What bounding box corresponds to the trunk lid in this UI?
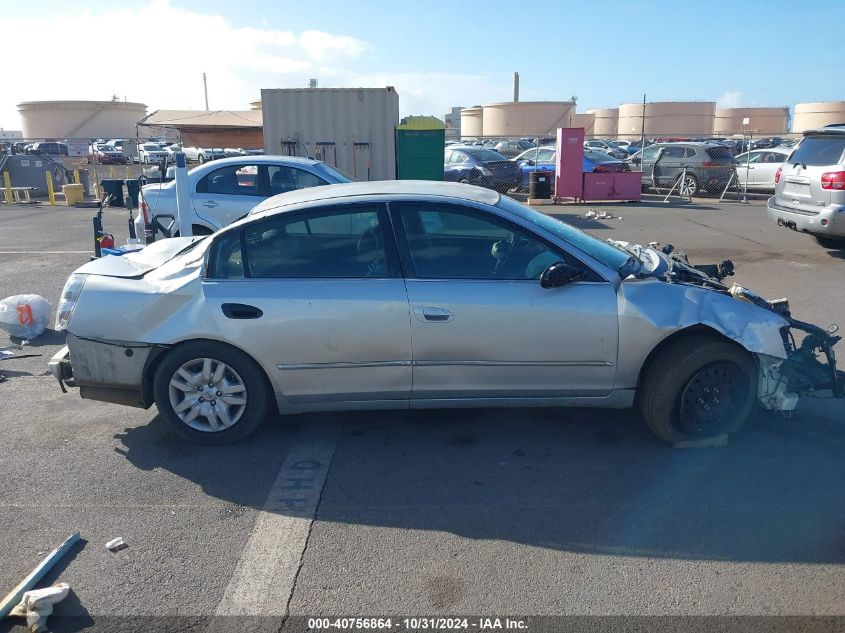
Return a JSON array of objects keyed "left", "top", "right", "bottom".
[{"left": 75, "top": 237, "right": 205, "bottom": 278}]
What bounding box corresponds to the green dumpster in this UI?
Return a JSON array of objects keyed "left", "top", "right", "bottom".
[
  {"left": 125, "top": 179, "right": 140, "bottom": 210},
  {"left": 396, "top": 115, "right": 445, "bottom": 181},
  {"left": 100, "top": 178, "right": 125, "bottom": 207}
]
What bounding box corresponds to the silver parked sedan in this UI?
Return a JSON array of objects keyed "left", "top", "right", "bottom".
[{"left": 49, "top": 181, "right": 843, "bottom": 446}]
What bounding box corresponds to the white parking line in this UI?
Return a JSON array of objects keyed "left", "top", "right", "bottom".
[{"left": 212, "top": 420, "right": 340, "bottom": 618}]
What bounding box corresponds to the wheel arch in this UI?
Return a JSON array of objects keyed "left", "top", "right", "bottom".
[
  {"left": 635, "top": 324, "right": 755, "bottom": 390},
  {"left": 141, "top": 337, "right": 278, "bottom": 414}
]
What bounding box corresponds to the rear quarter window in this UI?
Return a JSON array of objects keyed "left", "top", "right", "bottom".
[
  {"left": 789, "top": 136, "right": 845, "bottom": 166},
  {"left": 705, "top": 146, "right": 735, "bottom": 162}
]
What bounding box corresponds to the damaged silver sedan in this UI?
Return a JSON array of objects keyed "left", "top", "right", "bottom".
[{"left": 48, "top": 181, "right": 843, "bottom": 446}]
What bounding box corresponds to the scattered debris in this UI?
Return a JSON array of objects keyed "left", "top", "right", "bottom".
[
  {"left": 105, "top": 537, "right": 127, "bottom": 552},
  {"left": 585, "top": 209, "right": 619, "bottom": 220},
  {"left": 0, "top": 532, "right": 80, "bottom": 622},
  {"left": 8, "top": 583, "right": 70, "bottom": 633}
]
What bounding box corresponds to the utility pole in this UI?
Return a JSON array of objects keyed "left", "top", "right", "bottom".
[{"left": 203, "top": 73, "right": 209, "bottom": 111}]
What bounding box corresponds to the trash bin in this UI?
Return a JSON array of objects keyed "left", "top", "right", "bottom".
[
  {"left": 395, "top": 115, "right": 446, "bottom": 181},
  {"left": 62, "top": 183, "right": 84, "bottom": 206},
  {"left": 529, "top": 171, "right": 551, "bottom": 199},
  {"left": 100, "top": 178, "right": 125, "bottom": 207},
  {"left": 76, "top": 169, "right": 90, "bottom": 197},
  {"left": 125, "top": 179, "right": 140, "bottom": 210}
]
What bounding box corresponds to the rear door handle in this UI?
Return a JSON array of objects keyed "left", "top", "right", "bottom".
[
  {"left": 222, "top": 303, "right": 263, "bottom": 319},
  {"left": 202, "top": 200, "right": 219, "bottom": 208},
  {"left": 413, "top": 306, "right": 454, "bottom": 322}
]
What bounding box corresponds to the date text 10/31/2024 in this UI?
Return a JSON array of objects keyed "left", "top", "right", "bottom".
[{"left": 307, "top": 617, "right": 529, "bottom": 630}]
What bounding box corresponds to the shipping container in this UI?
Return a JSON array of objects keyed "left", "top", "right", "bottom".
[{"left": 260, "top": 88, "right": 400, "bottom": 181}]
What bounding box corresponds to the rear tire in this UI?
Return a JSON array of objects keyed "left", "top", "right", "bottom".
[
  {"left": 153, "top": 341, "right": 269, "bottom": 444},
  {"left": 814, "top": 235, "right": 845, "bottom": 249},
  {"left": 639, "top": 334, "right": 756, "bottom": 445},
  {"left": 677, "top": 173, "right": 699, "bottom": 197}
]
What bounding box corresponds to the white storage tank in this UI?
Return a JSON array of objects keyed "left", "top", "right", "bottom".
[
  {"left": 792, "top": 102, "right": 845, "bottom": 132},
  {"left": 460, "top": 107, "right": 484, "bottom": 138},
  {"left": 617, "top": 101, "right": 715, "bottom": 139},
  {"left": 714, "top": 107, "right": 788, "bottom": 134},
  {"left": 17, "top": 100, "right": 147, "bottom": 139},
  {"left": 260, "top": 87, "right": 400, "bottom": 181},
  {"left": 587, "top": 108, "right": 619, "bottom": 138},
  {"left": 481, "top": 101, "right": 575, "bottom": 137}
]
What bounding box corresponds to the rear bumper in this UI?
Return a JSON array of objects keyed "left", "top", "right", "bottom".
[
  {"left": 48, "top": 335, "right": 156, "bottom": 408},
  {"left": 767, "top": 197, "right": 845, "bottom": 237}
]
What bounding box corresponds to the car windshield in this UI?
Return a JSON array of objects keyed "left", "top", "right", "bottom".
[
  {"left": 312, "top": 162, "right": 355, "bottom": 183},
  {"left": 497, "top": 196, "right": 634, "bottom": 273},
  {"left": 464, "top": 148, "right": 507, "bottom": 161},
  {"left": 788, "top": 135, "right": 845, "bottom": 166}
]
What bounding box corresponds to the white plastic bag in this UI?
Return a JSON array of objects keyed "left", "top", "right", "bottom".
[{"left": 0, "top": 294, "right": 52, "bottom": 340}]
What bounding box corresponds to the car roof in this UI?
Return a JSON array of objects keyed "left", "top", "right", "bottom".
[
  {"left": 249, "top": 180, "right": 501, "bottom": 217},
  {"left": 804, "top": 125, "right": 845, "bottom": 136}
]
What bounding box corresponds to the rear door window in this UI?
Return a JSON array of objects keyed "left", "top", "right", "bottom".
[
  {"left": 705, "top": 146, "right": 735, "bottom": 162},
  {"left": 788, "top": 136, "right": 845, "bottom": 166}
]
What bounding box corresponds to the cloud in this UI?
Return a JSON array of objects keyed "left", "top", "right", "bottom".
[
  {"left": 0, "top": 0, "right": 370, "bottom": 128},
  {"left": 716, "top": 91, "right": 743, "bottom": 109}
]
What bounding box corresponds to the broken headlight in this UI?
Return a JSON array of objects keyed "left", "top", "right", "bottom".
[{"left": 55, "top": 274, "right": 86, "bottom": 331}]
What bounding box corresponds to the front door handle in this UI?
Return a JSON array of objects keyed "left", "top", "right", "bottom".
[
  {"left": 222, "top": 303, "right": 263, "bottom": 319},
  {"left": 413, "top": 306, "right": 454, "bottom": 322},
  {"left": 202, "top": 200, "right": 219, "bottom": 208}
]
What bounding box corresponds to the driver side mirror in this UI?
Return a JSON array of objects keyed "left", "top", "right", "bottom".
[
  {"left": 526, "top": 159, "right": 536, "bottom": 166},
  {"left": 540, "top": 262, "right": 585, "bottom": 288},
  {"left": 631, "top": 156, "right": 641, "bottom": 164}
]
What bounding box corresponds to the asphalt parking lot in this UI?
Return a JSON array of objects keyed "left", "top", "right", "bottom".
[{"left": 0, "top": 196, "right": 843, "bottom": 632}]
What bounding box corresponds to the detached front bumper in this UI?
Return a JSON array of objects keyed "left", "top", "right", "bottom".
[{"left": 47, "top": 334, "right": 157, "bottom": 409}]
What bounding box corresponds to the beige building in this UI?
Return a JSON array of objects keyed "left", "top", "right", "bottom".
[
  {"left": 617, "top": 101, "right": 715, "bottom": 139},
  {"left": 460, "top": 107, "right": 483, "bottom": 138},
  {"left": 792, "top": 102, "right": 845, "bottom": 133},
  {"left": 588, "top": 108, "right": 619, "bottom": 137},
  {"left": 714, "top": 107, "right": 788, "bottom": 135},
  {"left": 569, "top": 112, "right": 595, "bottom": 135},
  {"left": 17, "top": 100, "right": 147, "bottom": 139},
  {"left": 481, "top": 101, "right": 575, "bottom": 137}
]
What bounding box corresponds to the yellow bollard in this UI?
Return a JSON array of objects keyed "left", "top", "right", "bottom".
[
  {"left": 109, "top": 166, "right": 115, "bottom": 179},
  {"left": 73, "top": 169, "right": 80, "bottom": 184},
  {"left": 3, "top": 171, "right": 12, "bottom": 204},
  {"left": 45, "top": 171, "right": 56, "bottom": 206}
]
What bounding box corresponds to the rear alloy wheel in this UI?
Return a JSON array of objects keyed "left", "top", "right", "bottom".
[
  {"left": 198, "top": 154, "right": 206, "bottom": 164},
  {"left": 153, "top": 341, "right": 269, "bottom": 444},
  {"left": 639, "top": 335, "right": 756, "bottom": 445},
  {"left": 814, "top": 235, "right": 845, "bottom": 250},
  {"left": 677, "top": 173, "right": 699, "bottom": 197}
]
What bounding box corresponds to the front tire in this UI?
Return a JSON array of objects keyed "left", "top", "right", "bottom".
[
  {"left": 639, "top": 335, "right": 756, "bottom": 445},
  {"left": 153, "top": 341, "right": 269, "bottom": 444},
  {"left": 677, "top": 173, "right": 699, "bottom": 197}
]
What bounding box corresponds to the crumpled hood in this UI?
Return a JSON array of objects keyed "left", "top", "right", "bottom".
[{"left": 75, "top": 237, "right": 204, "bottom": 278}]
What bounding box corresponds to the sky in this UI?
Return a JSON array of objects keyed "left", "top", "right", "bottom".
[{"left": 0, "top": 0, "right": 839, "bottom": 130}]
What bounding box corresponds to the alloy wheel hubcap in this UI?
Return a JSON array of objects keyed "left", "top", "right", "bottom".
[{"left": 168, "top": 357, "right": 247, "bottom": 432}]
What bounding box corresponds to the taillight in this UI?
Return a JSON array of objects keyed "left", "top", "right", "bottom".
[
  {"left": 775, "top": 166, "right": 782, "bottom": 184},
  {"left": 821, "top": 171, "right": 845, "bottom": 190},
  {"left": 594, "top": 164, "right": 610, "bottom": 172},
  {"left": 140, "top": 199, "right": 149, "bottom": 223}
]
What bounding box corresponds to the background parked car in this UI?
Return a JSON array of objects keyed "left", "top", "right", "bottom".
[
  {"left": 584, "top": 139, "right": 628, "bottom": 159},
  {"left": 443, "top": 146, "right": 521, "bottom": 193},
  {"left": 136, "top": 155, "right": 354, "bottom": 239},
  {"left": 492, "top": 139, "right": 535, "bottom": 158},
  {"left": 629, "top": 142, "right": 735, "bottom": 196},
  {"left": 733, "top": 147, "right": 791, "bottom": 191},
  {"left": 138, "top": 142, "right": 170, "bottom": 165},
  {"left": 87, "top": 143, "right": 128, "bottom": 165},
  {"left": 183, "top": 146, "right": 227, "bottom": 163},
  {"left": 26, "top": 141, "right": 68, "bottom": 156},
  {"left": 767, "top": 125, "right": 845, "bottom": 248}
]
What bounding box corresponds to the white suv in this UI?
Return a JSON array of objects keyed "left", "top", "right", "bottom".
[
  {"left": 767, "top": 126, "right": 845, "bottom": 248},
  {"left": 136, "top": 156, "right": 352, "bottom": 240}
]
